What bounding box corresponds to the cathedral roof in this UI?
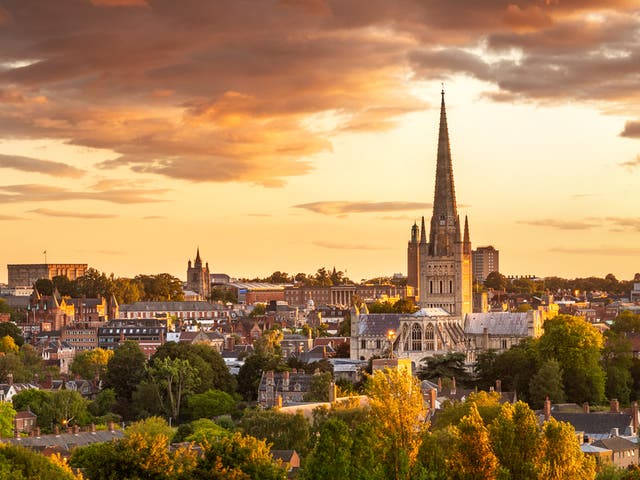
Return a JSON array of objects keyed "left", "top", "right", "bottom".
[
  {"left": 413, "top": 307, "right": 452, "bottom": 317},
  {"left": 432, "top": 89, "right": 458, "bottom": 224},
  {"left": 464, "top": 312, "right": 532, "bottom": 336}
]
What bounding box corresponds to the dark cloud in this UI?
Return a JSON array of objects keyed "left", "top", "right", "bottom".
[
  {"left": 312, "top": 240, "right": 389, "bottom": 250},
  {"left": 518, "top": 219, "right": 598, "bottom": 230},
  {"left": 29, "top": 208, "right": 116, "bottom": 219},
  {"left": 0, "top": 0, "right": 638, "bottom": 188},
  {"left": 621, "top": 121, "right": 640, "bottom": 138},
  {"left": 0, "top": 184, "right": 163, "bottom": 204},
  {"left": 0, "top": 153, "right": 85, "bottom": 178},
  {"left": 295, "top": 201, "right": 431, "bottom": 215}
]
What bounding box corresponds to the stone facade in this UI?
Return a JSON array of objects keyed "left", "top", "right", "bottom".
[
  {"left": 408, "top": 91, "right": 472, "bottom": 316},
  {"left": 7, "top": 263, "right": 88, "bottom": 288},
  {"left": 186, "top": 248, "right": 210, "bottom": 300}
]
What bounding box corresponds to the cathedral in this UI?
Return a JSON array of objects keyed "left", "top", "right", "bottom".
[
  {"left": 408, "top": 90, "right": 473, "bottom": 316},
  {"left": 186, "top": 248, "right": 211, "bottom": 301}
]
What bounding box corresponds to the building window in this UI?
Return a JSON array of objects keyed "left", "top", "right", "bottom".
[
  {"left": 439, "top": 281, "right": 443, "bottom": 293},
  {"left": 411, "top": 323, "right": 422, "bottom": 351},
  {"left": 501, "top": 339, "right": 508, "bottom": 350},
  {"left": 376, "top": 339, "right": 381, "bottom": 349},
  {"left": 360, "top": 339, "right": 366, "bottom": 350},
  {"left": 425, "top": 323, "right": 435, "bottom": 350},
  {"left": 449, "top": 280, "right": 453, "bottom": 293},
  {"left": 430, "top": 281, "right": 433, "bottom": 294}
]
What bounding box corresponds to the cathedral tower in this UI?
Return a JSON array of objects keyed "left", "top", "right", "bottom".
[
  {"left": 414, "top": 90, "right": 472, "bottom": 315},
  {"left": 187, "top": 248, "right": 211, "bottom": 301}
]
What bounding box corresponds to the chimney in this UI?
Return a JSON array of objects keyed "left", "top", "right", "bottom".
[
  {"left": 633, "top": 401, "right": 638, "bottom": 434},
  {"left": 583, "top": 402, "right": 590, "bottom": 413},
  {"left": 495, "top": 379, "right": 502, "bottom": 393},
  {"left": 54, "top": 425, "right": 60, "bottom": 435},
  {"left": 483, "top": 327, "right": 489, "bottom": 349},
  {"left": 611, "top": 427, "right": 620, "bottom": 437},
  {"left": 283, "top": 371, "right": 290, "bottom": 389},
  {"left": 429, "top": 388, "right": 437, "bottom": 411},
  {"left": 451, "top": 377, "right": 457, "bottom": 395},
  {"left": 276, "top": 395, "right": 282, "bottom": 409},
  {"left": 35, "top": 427, "right": 41, "bottom": 438},
  {"left": 544, "top": 397, "right": 551, "bottom": 421},
  {"left": 13, "top": 419, "right": 19, "bottom": 439},
  {"left": 437, "top": 377, "right": 442, "bottom": 391},
  {"left": 108, "top": 421, "right": 114, "bottom": 432},
  {"left": 329, "top": 381, "right": 337, "bottom": 403},
  {"left": 73, "top": 424, "right": 79, "bottom": 435},
  {"left": 6, "top": 373, "right": 13, "bottom": 386},
  {"left": 91, "top": 423, "right": 96, "bottom": 434},
  {"left": 610, "top": 398, "right": 620, "bottom": 413}
]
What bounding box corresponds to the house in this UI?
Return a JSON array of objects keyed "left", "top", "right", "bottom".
[
  {"left": 592, "top": 437, "right": 639, "bottom": 469},
  {"left": 257, "top": 370, "right": 313, "bottom": 408},
  {"left": 271, "top": 449, "right": 300, "bottom": 476},
  {"left": 14, "top": 410, "right": 37, "bottom": 434},
  {"left": 0, "top": 379, "right": 39, "bottom": 402}
]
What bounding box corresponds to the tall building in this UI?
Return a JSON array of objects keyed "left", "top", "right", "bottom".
[
  {"left": 472, "top": 246, "right": 500, "bottom": 282},
  {"left": 7, "top": 263, "right": 88, "bottom": 288},
  {"left": 408, "top": 90, "right": 472, "bottom": 315},
  {"left": 186, "top": 248, "right": 211, "bottom": 300}
]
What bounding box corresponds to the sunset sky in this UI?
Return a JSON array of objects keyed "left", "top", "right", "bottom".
[{"left": 1, "top": 0, "right": 639, "bottom": 284}]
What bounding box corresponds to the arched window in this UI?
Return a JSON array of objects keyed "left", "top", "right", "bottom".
[
  {"left": 429, "top": 281, "right": 433, "bottom": 294},
  {"left": 425, "top": 323, "right": 435, "bottom": 350},
  {"left": 439, "top": 281, "right": 443, "bottom": 293},
  {"left": 411, "top": 323, "right": 422, "bottom": 351},
  {"left": 402, "top": 324, "right": 410, "bottom": 351},
  {"left": 449, "top": 280, "right": 453, "bottom": 293}
]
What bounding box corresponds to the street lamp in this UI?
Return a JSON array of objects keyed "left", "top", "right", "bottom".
[{"left": 387, "top": 329, "right": 396, "bottom": 359}]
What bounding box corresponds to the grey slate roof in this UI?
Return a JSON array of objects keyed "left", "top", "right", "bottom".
[
  {"left": 593, "top": 436, "right": 638, "bottom": 452},
  {"left": 120, "top": 301, "right": 218, "bottom": 312},
  {"left": 464, "top": 312, "right": 530, "bottom": 336},
  {"left": 552, "top": 412, "right": 633, "bottom": 435},
  {"left": 356, "top": 314, "right": 401, "bottom": 337},
  {"left": 1, "top": 430, "right": 124, "bottom": 451}
]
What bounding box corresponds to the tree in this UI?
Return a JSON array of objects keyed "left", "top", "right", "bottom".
[
  {"left": 49, "top": 390, "right": 90, "bottom": 428},
  {"left": 366, "top": 368, "right": 427, "bottom": 480},
  {"left": 0, "top": 401, "right": 16, "bottom": 437},
  {"left": 0, "top": 443, "right": 80, "bottom": 479},
  {"left": 135, "top": 273, "right": 184, "bottom": 301},
  {"left": 34, "top": 278, "right": 54, "bottom": 296},
  {"left": 538, "top": 315, "right": 605, "bottom": 404},
  {"left": 484, "top": 271, "right": 507, "bottom": 291},
  {"left": 303, "top": 418, "right": 353, "bottom": 480},
  {"left": 249, "top": 303, "right": 267, "bottom": 317},
  {"left": 103, "top": 340, "right": 147, "bottom": 416},
  {"left": 187, "top": 389, "right": 236, "bottom": 420},
  {"left": 0, "top": 335, "right": 19, "bottom": 354},
  {"left": 447, "top": 403, "right": 500, "bottom": 480},
  {"left": 148, "top": 356, "right": 198, "bottom": 420},
  {"left": 528, "top": 359, "right": 566, "bottom": 408},
  {"left": 111, "top": 277, "right": 144, "bottom": 304},
  {"left": 304, "top": 371, "right": 333, "bottom": 402},
  {"left": 70, "top": 348, "right": 114, "bottom": 380},
  {"left": 241, "top": 410, "right": 311, "bottom": 456},
  {"left": 539, "top": 418, "right": 596, "bottom": 479},
  {"left": 125, "top": 416, "right": 175, "bottom": 444},
  {"left": 193, "top": 432, "right": 287, "bottom": 480},
  {"left": 237, "top": 352, "right": 282, "bottom": 401},
  {"left": 434, "top": 391, "right": 504, "bottom": 430},
  {"left": 419, "top": 352, "right": 469, "bottom": 385},
  {"left": 489, "top": 401, "right": 542, "bottom": 480},
  {"left": 0, "top": 322, "right": 24, "bottom": 346},
  {"left": 89, "top": 388, "right": 117, "bottom": 417},
  {"left": 12, "top": 389, "right": 54, "bottom": 431},
  {"left": 52, "top": 275, "right": 78, "bottom": 297},
  {"left": 76, "top": 268, "right": 112, "bottom": 298}
]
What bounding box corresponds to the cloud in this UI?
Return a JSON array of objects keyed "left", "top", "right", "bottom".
[
  {"left": 313, "top": 240, "right": 389, "bottom": 251},
  {"left": 142, "top": 215, "right": 165, "bottom": 220},
  {"left": 620, "top": 121, "right": 640, "bottom": 138},
  {"left": 620, "top": 154, "right": 640, "bottom": 170},
  {"left": 549, "top": 246, "right": 640, "bottom": 256},
  {"left": 295, "top": 201, "right": 431, "bottom": 215},
  {"left": 248, "top": 213, "right": 272, "bottom": 217},
  {"left": 517, "top": 218, "right": 598, "bottom": 230},
  {"left": 0, "top": 184, "right": 163, "bottom": 204},
  {"left": 0, "top": 153, "right": 85, "bottom": 178},
  {"left": 605, "top": 217, "right": 640, "bottom": 231},
  {"left": 0, "top": 214, "right": 21, "bottom": 220},
  {"left": 29, "top": 208, "right": 116, "bottom": 219}
]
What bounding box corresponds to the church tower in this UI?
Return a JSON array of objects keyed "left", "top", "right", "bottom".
[
  {"left": 186, "top": 248, "right": 211, "bottom": 301},
  {"left": 416, "top": 90, "right": 472, "bottom": 315}
]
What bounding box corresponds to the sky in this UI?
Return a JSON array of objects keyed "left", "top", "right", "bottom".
[{"left": 0, "top": 0, "right": 639, "bottom": 284}]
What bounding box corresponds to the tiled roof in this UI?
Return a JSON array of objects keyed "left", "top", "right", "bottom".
[
  {"left": 356, "top": 314, "right": 401, "bottom": 337},
  {"left": 464, "top": 312, "right": 531, "bottom": 336},
  {"left": 552, "top": 413, "right": 633, "bottom": 435},
  {"left": 593, "top": 436, "right": 638, "bottom": 452},
  {"left": 120, "top": 301, "right": 218, "bottom": 312},
  {"left": 1, "top": 430, "right": 124, "bottom": 451}
]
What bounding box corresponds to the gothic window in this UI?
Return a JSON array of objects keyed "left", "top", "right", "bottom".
[
  {"left": 449, "top": 280, "right": 453, "bottom": 293},
  {"left": 360, "top": 339, "right": 366, "bottom": 349},
  {"left": 403, "top": 324, "right": 410, "bottom": 351},
  {"left": 439, "top": 281, "right": 443, "bottom": 293},
  {"left": 425, "top": 323, "right": 435, "bottom": 350},
  {"left": 376, "top": 339, "right": 381, "bottom": 349},
  {"left": 430, "top": 281, "right": 433, "bottom": 294},
  {"left": 411, "top": 323, "right": 422, "bottom": 351}
]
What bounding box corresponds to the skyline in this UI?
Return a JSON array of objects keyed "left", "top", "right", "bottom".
[{"left": 1, "top": 1, "right": 640, "bottom": 284}]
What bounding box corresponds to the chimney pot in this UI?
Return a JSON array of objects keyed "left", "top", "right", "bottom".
[
  {"left": 544, "top": 397, "right": 551, "bottom": 421},
  {"left": 610, "top": 398, "right": 620, "bottom": 413},
  {"left": 583, "top": 402, "right": 590, "bottom": 413},
  {"left": 495, "top": 379, "right": 502, "bottom": 393}
]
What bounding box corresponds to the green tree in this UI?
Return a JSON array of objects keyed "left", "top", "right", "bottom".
[
  {"left": 303, "top": 418, "right": 352, "bottom": 480},
  {"left": 241, "top": 410, "right": 311, "bottom": 456},
  {"left": 136, "top": 273, "right": 184, "bottom": 301},
  {"left": 249, "top": 303, "right": 267, "bottom": 317},
  {"left": 0, "top": 443, "right": 79, "bottom": 479},
  {"left": 187, "top": 389, "right": 236, "bottom": 420},
  {"left": 304, "top": 371, "right": 333, "bottom": 402},
  {"left": 528, "top": 359, "right": 566, "bottom": 408},
  {"left": 148, "top": 356, "right": 198, "bottom": 420},
  {"left": 539, "top": 418, "right": 596, "bottom": 479},
  {"left": 447, "top": 403, "right": 499, "bottom": 480},
  {"left": 434, "top": 391, "right": 503, "bottom": 430},
  {"left": 111, "top": 277, "right": 144, "bottom": 304},
  {"left": 49, "top": 390, "right": 90, "bottom": 428},
  {"left": 367, "top": 368, "right": 426, "bottom": 480},
  {"left": 419, "top": 352, "right": 469, "bottom": 385},
  {"left": 70, "top": 348, "right": 114, "bottom": 380},
  {"left": 125, "top": 416, "right": 175, "bottom": 444},
  {"left": 12, "top": 389, "right": 54, "bottom": 431},
  {"left": 52, "top": 275, "right": 78, "bottom": 297},
  {"left": 76, "top": 268, "right": 112, "bottom": 298},
  {"left": 538, "top": 315, "right": 605, "bottom": 404},
  {"left": 0, "top": 401, "right": 17, "bottom": 437},
  {"left": 103, "top": 340, "right": 147, "bottom": 416},
  {"left": 34, "top": 278, "right": 54, "bottom": 295},
  {"left": 484, "top": 271, "right": 507, "bottom": 291},
  {"left": 89, "top": 388, "right": 117, "bottom": 417},
  {"left": 0, "top": 322, "right": 24, "bottom": 346},
  {"left": 237, "top": 351, "right": 282, "bottom": 401}
]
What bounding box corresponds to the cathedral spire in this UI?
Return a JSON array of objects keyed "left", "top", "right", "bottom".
[
  {"left": 420, "top": 216, "right": 427, "bottom": 244},
  {"left": 463, "top": 215, "right": 471, "bottom": 254},
  {"left": 195, "top": 247, "right": 202, "bottom": 265},
  {"left": 432, "top": 88, "right": 458, "bottom": 222}
]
